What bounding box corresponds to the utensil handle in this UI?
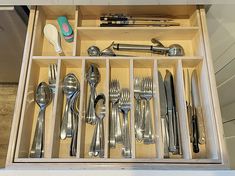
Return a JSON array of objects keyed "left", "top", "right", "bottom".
[
  {"left": 168, "top": 109, "right": 176, "bottom": 152},
  {"left": 172, "top": 106, "right": 179, "bottom": 154},
  {"left": 143, "top": 100, "right": 155, "bottom": 144},
  {"left": 70, "top": 112, "right": 78, "bottom": 156},
  {"left": 187, "top": 104, "right": 193, "bottom": 142},
  {"left": 97, "top": 120, "right": 104, "bottom": 157},
  {"left": 115, "top": 104, "right": 122, "bottom": 143},
  {"left": 89, "top": 120, "right": 98, "bottom": 157},
  {"left": 161, "top": 116, "right": 169, "bottom": 158},
  {"left": 135, "top": 99, "right": 143, "bottom": 141},
  {"left": 196, "top": 107, "right": 206, "bottom": 144},
  {"left": 175, "top": 111, "right": 182, "bottom": 155},
  {"left": 60, "top": 99, "right": 70, "bottom": 139},
  {"left": 30, "top": 108, "right": 45, "bottom": 158},
  {"left": 192, "top": 110, "right": 199, "bottom": 153},
  {"left": 109, "top": 103, "right": 116, "bottom": 148},
  {"left": 86, "top": 86, "right": 96, "bottom": 124},
  {"left": 113, "top": 43, "right": 167, "bottom": 53},
  {"left": 122, "top": 112, "right": 131, "bottom": 158}
]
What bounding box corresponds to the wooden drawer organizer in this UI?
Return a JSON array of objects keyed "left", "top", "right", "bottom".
[{"left": 6, "top": 5, "right": 228, "bottom": 169}]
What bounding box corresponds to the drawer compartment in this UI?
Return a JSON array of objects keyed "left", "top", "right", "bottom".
[{"left": 6, "top": 5, "right": 228, "bottom": 169}]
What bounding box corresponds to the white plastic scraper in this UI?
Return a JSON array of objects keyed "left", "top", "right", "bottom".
[{"left": 43, "top": 24, "right": 63, "bottom": 54}]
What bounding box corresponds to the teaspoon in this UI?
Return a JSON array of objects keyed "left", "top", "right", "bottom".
[
  {"left": 60, "top": 73, "right": 79, "bottom": 140},
  {"left": 30, "top": 82, "right": 52, "bottom": 158},
  {"left": 86, "top": 64, "right": 100, "bottom": 125}
]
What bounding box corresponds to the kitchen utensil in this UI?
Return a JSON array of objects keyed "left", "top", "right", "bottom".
[
  {"left": 87, "top": 44, "right": 133, "bottom": 57},
  {"left": 86, "top": 64, "right": 100, "bottom": 125},
  {"left": 112, "top": 40, "right": 184, "bottom": 56},
  {"left": 109, "top": 80, "right": 122, "bottom": 148},
  {"left": 100, "top": 14, "right": 180, "bottom": 27},
  {"left": 70, "top": 89, "right": 80, "bottom": 156},
  {"left": 43, "top": 24, "right": 63, "bottom": 54},
  {"left": 158, "top": 71, "right": 169, "bottom": 158},
  {"left": 183, "top": 69, "right": 193, "bottom": 143},
  {"left": 60, "top": 73, "right": 79, "bottom": 140},
  {"left": 119, "top": 88, "right": 131, "bottom": 158},
  {"left": 140, "top": 77, "right": 155, "bottom": 144},
  {"left": 48, "top": 64, "right": 57, "bottom": 96},
  {"left": 57, "top": 16, "right": 74, "bottom": 42},
  {"left": 30, "top": 82, "right": 52, "bottom": 158},
  {"left": 168, "top": 44, "right": 185, "bottom": 56},
  {"left": 191, "top": 70, "right": 205, "bottom": 145},
  {"left": 89, "top": 94, "right": 105, "bottom": 158},
  {"left": 87, "top": 46, "right": 101, "bottom": 56},
  {"left": 164, "top": 70, "right": 181, "bottom": 154},
  {"left": 134, "top": 77, "right": 143, "bottom": 142}
]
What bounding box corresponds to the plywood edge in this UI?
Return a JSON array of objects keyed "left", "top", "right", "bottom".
[
  {"left": 5, "top": 6, "right": 37, "bottom": 168},
  {"left": 199, "top": 7, "right": 229, "bottom": 168}
]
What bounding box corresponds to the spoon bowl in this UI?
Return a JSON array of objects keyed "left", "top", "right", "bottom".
[{"left": 35, "top": 82, "right": 52, "bottom": 108}]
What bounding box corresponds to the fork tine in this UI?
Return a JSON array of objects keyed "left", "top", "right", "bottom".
[{"left": 49, "top": 64, "right": 52, "bottom": 83}]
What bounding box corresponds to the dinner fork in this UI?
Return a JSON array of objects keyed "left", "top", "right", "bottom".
[
  {"left": 109, "top": 80, "right": 122, "bottom": 148},
  {"left": 119, "top": 88, "right": 131, "bottom": 158},
  {"left": 48, "top": 63, "right": 57, "bottom": 96},
  {"left": 134, "top": 77, "right": 143, "bottom": 142},
  {"left": 141, "top": 77, "right": 155, "bottom": 144}
]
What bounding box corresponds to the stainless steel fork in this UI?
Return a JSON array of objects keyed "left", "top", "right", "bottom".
[
  {"left": 141, "top": 77, "right": 155, "bottom": 144},
  {"left": 119, "top": 88, "right": 131, "bottom": 158},
  {"left": 109, "top": 80, "right": 122, "bottom": 148},
  {"left": 134, "top": 77, "right": 143, "bottom": 142},
  {"left": 48, "top": 64, "right": 57, "bottom": 96}
]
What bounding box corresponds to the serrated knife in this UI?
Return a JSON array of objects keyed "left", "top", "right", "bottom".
[
  {"left": 191, "top": 70, "right": 205, "bottom": 145},
  {"left": 158, "top": 71, "right": 169, "bottom": 158}
]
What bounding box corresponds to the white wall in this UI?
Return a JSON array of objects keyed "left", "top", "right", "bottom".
[{"left": 207, "top": 4, "right": 235, "bottom": 169}]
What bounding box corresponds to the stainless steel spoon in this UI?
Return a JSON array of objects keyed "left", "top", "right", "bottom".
[
  {"left": 61, "top": 73, "right": 79, "bottom": 140},
  {"left": 86, "top": 64, "right": 100, "bottom": 125},
  {"left": 30, "top": 82, "right": 52, "bottom": 158},
  {"left": 89, "top": 94, "right": 105, "bottom": 158}
]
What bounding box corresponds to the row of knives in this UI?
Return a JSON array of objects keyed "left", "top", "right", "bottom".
[{"left": 158, "top": 69, "right": 206, "bottom": 158}]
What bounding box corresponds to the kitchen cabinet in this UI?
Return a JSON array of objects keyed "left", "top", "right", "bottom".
[{"left": 4, "top": 5, "right": 228, "bottom": 171}]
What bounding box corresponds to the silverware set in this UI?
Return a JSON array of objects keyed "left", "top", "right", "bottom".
[
  {"left": 183, "top": 69, "right": 205, "bottom": 153},
  {"left": 30, "top": 63, "right": 205, "bottom": 159},
  {"left": 134, "top": 77, "right": 155, "bottom": 144},
  {"left": 109, "top": 80, "right": 131, "bottom": 158},
  {"left": 158, "top": 70, "right": 182, "bottom": 158}
]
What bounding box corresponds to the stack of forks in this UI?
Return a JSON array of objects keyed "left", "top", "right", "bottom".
[
  {"left": 134, "top": 77, "right": 155, "bottom": 144},
  {"left": 109, "top": 80, "right": 131, "bottom": 158}
]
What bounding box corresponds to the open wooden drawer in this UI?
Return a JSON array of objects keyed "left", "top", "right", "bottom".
[{"left": 5, "top": 5, "right": 228, "bottom": 169}]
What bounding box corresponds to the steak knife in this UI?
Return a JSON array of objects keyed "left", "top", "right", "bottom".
[
  {"left": 191, "top": 70, "right": 205, "bottom": 145},
  {"left": 158, "top": 71, "right": 169, "bottom": 158}
]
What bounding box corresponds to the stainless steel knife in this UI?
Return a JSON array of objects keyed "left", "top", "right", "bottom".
[
  {"left": 191, "top": 70, "right": 205, "bottom": 145},
  {"left": 158, "top": 71, "right": 169, "bottom": 158},
  {"left": 164, "top": 70, "right": 178, "bottom": 153}
]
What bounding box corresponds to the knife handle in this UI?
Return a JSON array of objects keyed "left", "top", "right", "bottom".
[
  {"left": 196, "top": 107, "right": 206, "bottom": 144},
  {"left": 192, "top": 108, "right": 199, "bottom": 153},
  {"left": 186, "top": 104, "right": 193, "bottom": 143},
  {"left": 168, "top": 109, "right": 176, "bottom": 152},
  {"left": 161, "top": 116, "right": 169, "bottom": 158}
]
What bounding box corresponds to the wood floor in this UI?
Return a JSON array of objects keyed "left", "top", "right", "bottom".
[{"left": 0, "top": 84, "right": 18, "bottom": 168}]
